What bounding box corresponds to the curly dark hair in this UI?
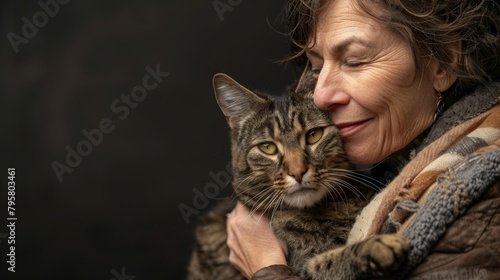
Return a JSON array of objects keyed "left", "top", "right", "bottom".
[{"left": 284, "top": 0, "right": 500, "bottom": 101}]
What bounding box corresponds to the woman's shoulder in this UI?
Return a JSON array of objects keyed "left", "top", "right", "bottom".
[{"left": 405, "top": 180, "right": 500, "bottom": 279}]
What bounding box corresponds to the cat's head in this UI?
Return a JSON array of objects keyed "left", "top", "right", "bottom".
[{"left": 213, "top": 72, "right": 351, "bottom": 211}]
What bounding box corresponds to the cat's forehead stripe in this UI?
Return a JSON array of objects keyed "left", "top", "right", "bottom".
[
  {"left": 291, "top": 109, "right": 307, "bottom": 131},
  {"left": 273, "top": 114, "right": 285, "bottom": 139},
  {"left": 269, "top": 99, "right": 309, "bottom": 135},
  {"left": 294, "top": 112, "right": 306, "bottom": 132},
  {"left": 274, "top": 115, "right": 284, "bottom": 132},
  {"left": 266, "top": 121, "right": 276, "bottom": 139}
]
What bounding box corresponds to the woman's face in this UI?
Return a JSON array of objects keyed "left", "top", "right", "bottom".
[{"left": 307, "top": 0, "right": 440, "bottom": 165}]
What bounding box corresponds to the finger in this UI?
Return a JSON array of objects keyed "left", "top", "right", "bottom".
[{"left": 226, "top": 225, "right": 251, "bottom": 279}]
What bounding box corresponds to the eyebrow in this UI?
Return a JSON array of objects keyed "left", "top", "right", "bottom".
[
  {"left": 335, "top": 37, "right": 372, "bottom": 51},
  {"left": 306, "top": 37, "right": 373, "bottom": 57}
]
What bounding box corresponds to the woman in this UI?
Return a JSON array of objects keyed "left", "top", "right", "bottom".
[{"left": 226, "top": 0, "right": 500, "bottom": 279}]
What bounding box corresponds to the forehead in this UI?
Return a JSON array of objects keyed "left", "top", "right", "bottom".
[{"left": 309, "top": 0, "right": 383, "bottom": 50}]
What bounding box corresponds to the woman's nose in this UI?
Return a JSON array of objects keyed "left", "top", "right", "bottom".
[{"left": 313, "top": 67, "right": 350, "bottom": 110}]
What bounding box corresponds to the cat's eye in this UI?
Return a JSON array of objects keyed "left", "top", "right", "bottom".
[
  {"left": 258, "top": 142, "right": 278, "bottom": 155},
  {"left": 306, "top": 128, "right": 323, "bottom": 144}
]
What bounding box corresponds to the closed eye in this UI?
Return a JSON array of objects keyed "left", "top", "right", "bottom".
[{"left": 344, "top": 60, "right": 366, "bottom": 68}]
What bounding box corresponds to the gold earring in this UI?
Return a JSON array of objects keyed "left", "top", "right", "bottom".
[{"left": 434, "top": 92, "right": 444, "bottom": 122}]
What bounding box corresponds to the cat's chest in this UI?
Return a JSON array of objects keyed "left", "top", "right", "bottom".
[
  {"left": 270, "top": 202, "right": 360, "bottom": 249},
  {"left": 267, "top": 204, "right": 358, "bottom": 273}
]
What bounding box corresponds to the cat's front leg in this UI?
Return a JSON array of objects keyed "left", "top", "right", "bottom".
[{"left": 306, "top": 234, "right": 410, "bottom": 280}]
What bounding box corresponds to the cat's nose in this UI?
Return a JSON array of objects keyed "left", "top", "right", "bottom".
[
  {"left": 288, "top": 163, "right": 307, "bottom": 183},
  {"left": 285, "top": 151, "right": 307, "bottom": 182}
]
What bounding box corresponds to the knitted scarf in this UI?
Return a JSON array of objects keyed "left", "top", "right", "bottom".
[{"left": 347, "top": 81, "right": 500, "bottom": 273}]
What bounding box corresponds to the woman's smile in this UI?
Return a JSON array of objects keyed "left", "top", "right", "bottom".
[{"left": 335, "top": 119, "right": 371, "bottom": 138}]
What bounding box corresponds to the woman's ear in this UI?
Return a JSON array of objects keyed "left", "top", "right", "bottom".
[{"left": 432, "top": 41, "right": 461, "bottom": 92}]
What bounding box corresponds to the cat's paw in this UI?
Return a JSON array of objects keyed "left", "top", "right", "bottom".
[
  {"left": 304, "top": 234, "right": 409, "bottom": 279},
  {"left": 357, "top": 234, "right": 409, "bottom": 275}
]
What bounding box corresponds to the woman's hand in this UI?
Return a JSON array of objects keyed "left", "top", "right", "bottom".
[{"left": 226, "top": 201, "right": 288, "bottom": 278}]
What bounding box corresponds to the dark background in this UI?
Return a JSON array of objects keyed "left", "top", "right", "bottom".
[{"left": 0, "top": 1, "right": 300, "bottom": 279}]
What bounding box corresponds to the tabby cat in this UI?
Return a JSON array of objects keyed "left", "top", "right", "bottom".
[{"left": 187, "top": 72, "right": 409, "bottom": 280}]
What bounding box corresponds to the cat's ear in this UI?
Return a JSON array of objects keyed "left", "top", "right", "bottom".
[
  {"left": 213, "top": 73, "right": 266, "bottom": 127},
  {"left": 294, "top": 60, "right": 316, "bottom": 97}
]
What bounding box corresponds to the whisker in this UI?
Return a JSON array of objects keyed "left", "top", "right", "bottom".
[
  {"left": 335, "top": 168, "right": 384, "bottom": 185},
  {"left": 320, "top": 182, "right": 338, "bottom": 202},
  {"left": 269, "top": 193, "right": 287, "bottom": 224},
  {"left": 320, "top": 180, "right": 348, "bottom": 205},
  {"left": 252, "top": 185, "right": 275, "bottom": 201},
  {"left": 318, "top": 183, "right": 341, "bottom": 212},
  {"left": 322, "top": 176, "right": 362, "bottom": 198},
  {"left": 249, "top": 192, "right": 282, "bottom": 234},
  {"left": 269, "top": 194, "right": 285, "bottom": 222},
  {"left": 232, "top": 175, "right": 254, "bottom": 193},
  {"left": 350, "top": 160, "right": 386, "bottom": 173},
  {"left": 324, "top": 169, "right": 384, "bottom": 192},
  {"left": 263, "top": 192, "right": 283, "bottom": 223},
  {"left": 250, "top": 189, "right": 274, "bottom": 214}
]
